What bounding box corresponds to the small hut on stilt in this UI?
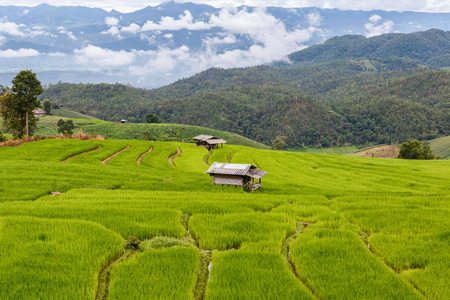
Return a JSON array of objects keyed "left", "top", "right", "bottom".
[
  {"left": 205, "top": 162, "right": 268, "bottom": 193},
  {"left": 193, "top": 135, "right": 227, "bottom": 150}
]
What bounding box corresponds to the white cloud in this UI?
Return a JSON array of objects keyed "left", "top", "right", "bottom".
[
  {"left": 103, "top": 26, "right": 121, "bottom": 38},
  {"left": 365, "top": 14, "right": 395, "bottom": 37},
  {"left": 203, "top": 34, "right": 236, "bottom": 45},
  {"left": 307, "top": 11, "right": 322, "bottom": 27},
  {"left": 204, "top": 7, "right": 318, "bottom": 66},
  {"left": 121, "top": 23, "right": 141, "bottom": 34},
  {"left": 22, "top": 9, "right": 30, "bottom": 15},
  {"left": 0, "top": 20, "right": 25, "bottom": 37},
  {"left": 58, "top": 26, "right": 77, "bottom": 40},
  {"left": 0, "top": 48, "right": 39, "bottom": 57},
  {"left": 105, "top": 17, "right": 119, "bottom": 26},
  {"left": 47, "top": 52, "right": 67, "bottom": 57},
  {"left": 141, "top": 10, "right": 211, "bottom": 31},
  {"left": 368, "top": 14, "right": 383, "bottom": 23},
  {"left": 131, "top": 46, "right": 194, "bottom": 75},
  {"left": 69, "top": 6, "right": 320, "bottom": 83},
  {"left": 74, "top": 45, "right": 136, "bottom": 67}
]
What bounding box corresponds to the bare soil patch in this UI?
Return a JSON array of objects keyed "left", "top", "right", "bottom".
[
  {"left": 137, "top": 147, "right": 153, "bottom": 165},
  {"left": 101, "top": 146, "right": 130, "bottom": 165},
  {"left": 168, "top": 148, "right": 181, "bottom": 168},
  {"left": 62, "top": 146, "right": 102, "bottom": 163},
  {"left": 351, "top": 145, "right": 399, "bottom": 158}
]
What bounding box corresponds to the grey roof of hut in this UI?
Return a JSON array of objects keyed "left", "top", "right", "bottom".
[
  {"left": 205, "top": 162, "right": 268, "bottom": 179},
  {"left": 193, "top": 135, "right": 227, "bottom": 144}
]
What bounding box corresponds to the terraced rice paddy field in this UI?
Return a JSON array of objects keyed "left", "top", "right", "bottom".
[{"left": 0, "top": 139, "right": 449, "bottom": 299}]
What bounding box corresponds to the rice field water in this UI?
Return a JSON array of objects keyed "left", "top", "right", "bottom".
[{"left": 0, "top": 139, "right": 449, "bottom": 299}]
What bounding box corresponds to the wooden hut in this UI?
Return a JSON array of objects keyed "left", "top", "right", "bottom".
[
  {"left": 193, "top": 135, "right": 227, "bottom": 150},
  {"left": 33, "top": 109, "right": 46, "bottom": 117},
  {"left": 205, "top": 162, "right": 268, "bottom": 193}
]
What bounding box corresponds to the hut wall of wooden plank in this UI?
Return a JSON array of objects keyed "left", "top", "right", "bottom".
[
  {"left": 205, "top": 162, "right": 268, "bottom": 193},
  {"left": 193, "top": 135, "right": 226, "bottom": 150}
]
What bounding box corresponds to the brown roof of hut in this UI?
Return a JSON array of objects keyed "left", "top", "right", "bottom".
[{"left": 193, "top": 135, "right": 227, "bottom": 144}]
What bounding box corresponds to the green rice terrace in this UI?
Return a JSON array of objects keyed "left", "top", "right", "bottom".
[{"left": 0, "top": 138, "right": 449, "bottom": 299}]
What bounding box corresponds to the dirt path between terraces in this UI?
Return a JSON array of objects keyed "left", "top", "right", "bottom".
[
  {"left": 101, "top": 146, "right": 130, "bottom": 165},
  {"left": 137, "top": 147, "right": 153, "bottom": 165},
  {"left": 61, "top": 146, "right": 102, "bottom": 163},
  {"left": 168, "top": 148, "right": 181, "bottom": 168}
]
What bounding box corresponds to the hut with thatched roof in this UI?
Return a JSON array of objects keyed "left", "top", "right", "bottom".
[
  {"left": 193, "top": 135, "right": 226, "bottom": 150},
  {"left": 205, "top": 162, "right": 268, "bottom": 193}
]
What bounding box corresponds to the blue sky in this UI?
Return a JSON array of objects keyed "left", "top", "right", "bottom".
[{"left": 1, "top": 0, "right": 449, "bottom": 13}]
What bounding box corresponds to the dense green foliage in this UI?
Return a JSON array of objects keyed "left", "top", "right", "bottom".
[
  {"left": 398, "top": 139, "right": 439, "bottom": 159},
  {"left": 0, "top": 139, "right": 448, "bottom": 298},
  {"left": 1, "top": 70, "right": 44, "bottom": 138},
  {"left": 39, "top": 63, "right": 449, "bottom": 148},
  {"left": 43, "top": 99, "right": 52, "bottom": 115},
  {"left": 57, "top": 119, "right": 75, "bottom": 134},
  {"left": 0, "top": 129, "right": 5, "bottom": 142},
  {"left": 288, "top": 29, "right": 450, "bottom": 69},
  {"left": 145, "top": 113, "right": 162, "bottom": 123},
  {"left": 40, "top": 82, "right": 153, "bottom": 122}
]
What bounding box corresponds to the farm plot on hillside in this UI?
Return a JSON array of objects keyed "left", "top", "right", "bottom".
[{"left": 0, "top": 139, "right": 449, "bottom": 299}]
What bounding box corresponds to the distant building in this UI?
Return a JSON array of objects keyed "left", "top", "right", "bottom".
[
  {"left": 120, "top": 119, "right": 127, "bottom": 124},
  {"left": 205, "top": 162, "right": 268, "bottom": 193},
  {"left": 193, "top": 134, "right": 227, "bottom": 150},
  {"left": 33, "top": 109, "right": 46, "bottom": 117}
]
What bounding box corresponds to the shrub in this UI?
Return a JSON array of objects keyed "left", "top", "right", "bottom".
[{"left": 398, "top": 139, "right": 439, "bottom": 159}]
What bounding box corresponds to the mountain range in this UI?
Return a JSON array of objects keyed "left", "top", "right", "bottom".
[{"left": 0, "top": 2, "right": 449, "bottom": 88}]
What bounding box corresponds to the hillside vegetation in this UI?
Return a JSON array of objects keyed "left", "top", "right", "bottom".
[
  {"left": 0, "top": 139, "right": 448, "bottom": 299},
  {"left": 82, "top": 123, "right": 270, "bottom": 149},
  {"left": 428, "top": 136, "right": 450, "bottom": 159},
  {"left": 38, "top": 30, "right": 450, "bottom": 148},
  {"left": 288, "top": 29, "right": 450, "bottom": 68}
]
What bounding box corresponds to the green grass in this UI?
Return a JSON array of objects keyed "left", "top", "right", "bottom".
[
  {"left": 291, "top": 228, "right": 423, "bottom": 299},
  {"left": 0, "top": 216, "right": 124, "bottom": 300},
  {"left": 206, "top": 251, "right": 315, "bottom": 299},
  {"left": 0, "top": 139, "right": 449, "bottom": 299},
  {"left": 288, "top": 145, "right": 360, "bottom": 155},
  {"left": 190, "top": 212, "right": 296, "bottom": 251},
  {"left": 33, "top": 115, "right": 109, "bottom": 136},
  {"left": 50, "top": 108, "right": 100, "bottom": 120},
  {"left": 82, "top": 122, "right": 270, "bottom": 149},
  {"left": 109, "top": 247, "right": 199, "bottom": 300}
]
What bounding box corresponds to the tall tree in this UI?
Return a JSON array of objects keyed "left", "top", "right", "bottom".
[
  {"left": 43, "top": 99, "right": 52, "bottom": 115},
  {"left": 6, "top": 70, "right": 44, "bottom": 138}
]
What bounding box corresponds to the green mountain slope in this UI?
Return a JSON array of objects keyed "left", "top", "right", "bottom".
[
  {"left": 288, "top": 29, "right": 450, "bottom": 69},
  {"left": 38, "top": 30, "right": 450, "bottom": 148}
]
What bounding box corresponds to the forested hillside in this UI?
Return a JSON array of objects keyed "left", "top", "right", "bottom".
[
  {"left": 287, "top": 29, "right": 450, "bottom": 68},
  {"left": 39, "top": 30, "right": 450, "bottom": 148}
]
